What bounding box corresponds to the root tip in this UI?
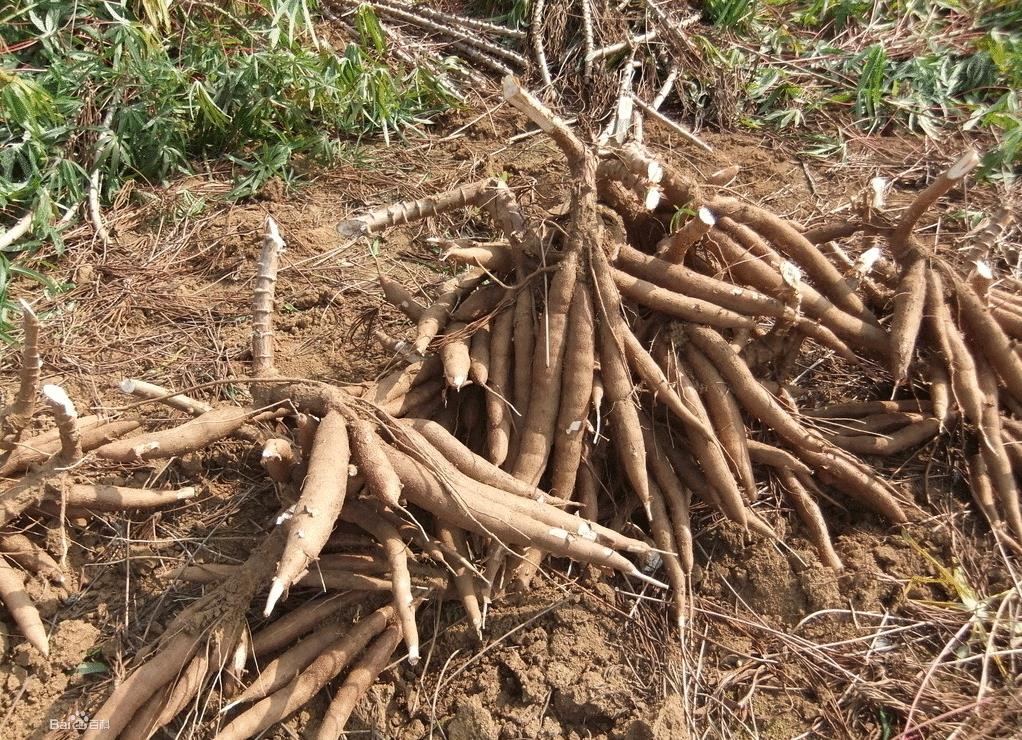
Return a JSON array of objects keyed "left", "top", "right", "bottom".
[
  {"left": 264, "top": 578, "right": 286, "bottom": 617},
  {"left": 631, "top": 568, "right": 669, "bottom": 590}
]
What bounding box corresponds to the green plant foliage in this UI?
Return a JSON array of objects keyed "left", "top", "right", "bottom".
[
  {"left": 0, "top": 0, "right": 456, "bottom": 336},
  {"left": 703, "top": 0, "right": 762, "bottom": 31},
  {"left": 688, "top": 0, "right": 1022, "bottom": 180}
]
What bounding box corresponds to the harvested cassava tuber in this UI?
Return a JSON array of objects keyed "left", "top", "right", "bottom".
[
  {"left": 94, "top": 406, "right": 261, "bottom": 462},
  {"left": 267, "top": 408, "right": 351, "bottom": 615}
]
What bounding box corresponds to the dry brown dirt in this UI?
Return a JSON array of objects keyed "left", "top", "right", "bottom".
[{"left": 2, "top": 108, "right": 1019, "bottom": 738}]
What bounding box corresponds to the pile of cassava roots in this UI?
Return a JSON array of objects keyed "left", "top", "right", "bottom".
[{"left": 1, "top": 78, "right": 1019, "bottom": 739}]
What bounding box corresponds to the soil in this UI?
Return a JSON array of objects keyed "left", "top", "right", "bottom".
[{"left": 2, "top": 102, "right": 1019, "bottom": 739}]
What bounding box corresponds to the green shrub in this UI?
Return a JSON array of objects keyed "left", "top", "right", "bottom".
[{"left": 0, "top": 0, "right": 457, "bottom": 335}]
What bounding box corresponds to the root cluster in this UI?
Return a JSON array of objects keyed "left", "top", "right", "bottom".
[{"left": 2, "top": 79, "right": 1019, "bottom": 737}]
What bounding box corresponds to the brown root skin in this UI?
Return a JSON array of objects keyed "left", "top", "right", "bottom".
[
  {"left": 0, "top": 410, "right": 99, "bottom": 524},
  {"left": 75, "top": 107, "right": 1007, "bottom": 738},
  {"left": 967, "top": 449, "right": 1003, "bottom": 530},
  {"left": 451, "top": 283, "right": 507, "bottom": 323},
  {"left": 613, "top": 243, "right": 857, "bottom": 361},
  {"left": 623, "top": 330, "right": 714, "bottom": 441},
  {"left": 685, "top": 326, "right": 908, "bottom": 523},
  {"left": 217, "top": 604, "right": 396, "bottom": 740},
  {"left": 925, "top": 270, "right": 985, "bottom": 426},
  {"left": 238, "top": 603, "right": 393, "bottom": 707},
  {"left": 399, "top": 419, "right": 551, "bottom": 503},
  {"left": 651, "top": 340, "right": 748, "bottom": 527},
  {"left": 379, "top": 275, "right": 426, "bottom": 322},
  {"left": 468, "top": 322, "right": 491, "bottom": 386},
  {"left": 0, "top": 417, "right": 130, "bottom": 477},
  {"left": 341, "top": 500, "right": 419, "bottom": 664},
  {"left": 513, "top": 286, "right": 596, "bottom": 589},
  {"left": 413, "top": 269, "right": 485, "bottom": 355},
  {"left": 439, "top": 321, "right": 472, "bottom": 389},
  {"left": 485, "top": 307, "right": 514, "bottom": 466},
  {"left": 151, "top": 651, "right": 211, "bottom": 734},
  {"left": 646, "top": 478, "right": 688, "bottom": 630},
  {"left": 548, "top": 284, "right": 596, "bottom": 498},
  {"left": 802, "top": 222, "right": 861, "bottom": 245},
  {"left": 803, "top": 399, "right": 932, "bottom": 419},
  {"left": 0, "top": 417, "right": 96, "bottom": 474},
  {"left": 814, "top": 411, "right": 929, "bottom": 437},
  {"left": 89, "top": 528, "right": 283, "bottom": 740},
  {"left": 928, "top": 357, "right": 952, "bottom": 425},
  {"left": 615, "top": 243, "right": 789, "bottom": 318},
  {"left": 261, "top": 438, "right": 296, "bottom": 484},
  {"left": 315, "top": 623, "right": 405, "bottom": 740},
  {"left": 703, "top": 226, "right": 888, "bottom": 355},
  {"left": 611, "top": 268, "right": 759, "bottom": 329},
  {"left": 0, "top": 533, "right": 62, "bottom": 582},
  {"left": 442, "top": 242, "right": 515, "bottom": 273},
  {"left": 888, "top": 251, "right": 927, "bottom": 384},
  {"left": 684, "top": 343, "right": 757, "bottom": 502},
  {"left": 825, "top": 417, "right": 942, "bottom": 456},
  {"left": 347, "top": 418, "right": 403, "bottom": 508},
  {"left": 177, "top": 562, "right": 397, "bottom": 592},
  {"left": 270, "top": 409, "right": 351, "bottom": 612},
  {"left": 395, "top": 424, "right": 632, "bottom": 552},
  {"left": 381, "top": 377, "right": 445, "bottom": 418},
  {"left": 93, "top": 531, "right": 284, "bottom": 734},
  {"left": 640, "top": 420, "right": 694, "bottom": 574},
  {"left": 709, "top": 198, "right": 875, "bottom": 321},
  {"left": 510, "top": 164, "right": 591, "bottom": 484},
  {"left": 746, "top": 440, "right": 813, "bottom": 477},
  {"left": 94, "top": 407, "right": 258, "bottom": 462},
  {"left": 976, "top": 361, "right": 1022, "bottom": 539},
  {"left": 63, "top": 483, "right": 196, "bottom": 510},
  {"left": 84, "top": 632, "right": 197, "bottom": 739},
  {"left": 384, "top": 446, "right": 658, "bottom": 581},
  {"left": 370, "top": 354, "right": 443, "bottom": 406},
  {"left": 775, "top": 469, "right": 843, "bottom": 569},
  {"left": 437, "top": 523, "right": 482, "bottom": 638},
  {"left": 943, "top": 267, "right": 1022, "bottom": 405},
  {"left": 0, "top": 558, "right": 48, "bottom": 655},
  {"left": 510, "top": 287, "right": 536, "bottom": 452},
  {"left": 592, "top": 251, "right": 652, "bottom": 519},
  {"left": 251, "top": 593, "right": 360, "bottom": 658}
]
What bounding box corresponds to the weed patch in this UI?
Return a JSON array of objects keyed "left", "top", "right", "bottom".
[{"left": 0, "top": 0, "right": 456, "bottom": 336}]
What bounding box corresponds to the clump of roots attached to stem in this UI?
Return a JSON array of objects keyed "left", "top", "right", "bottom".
[{"left": 4, "top": 77, "right": 1020, "bottom": 738}]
